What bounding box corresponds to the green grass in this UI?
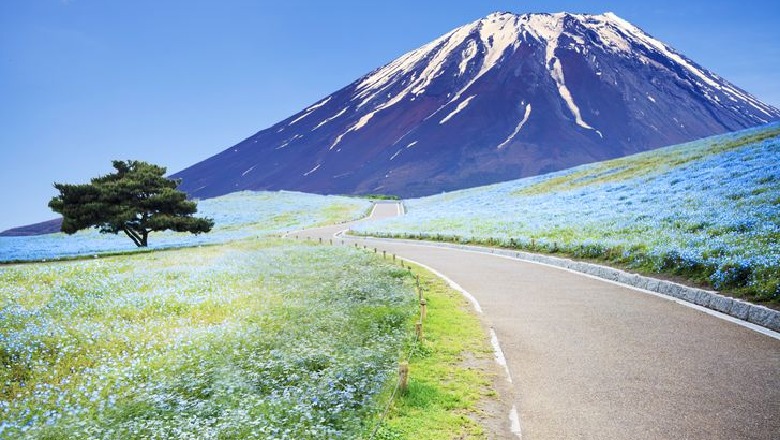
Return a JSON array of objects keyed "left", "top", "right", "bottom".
[
  {"left": 371, "top": 264, "right": 495, "bottom": 439},
  {"left": 349, "top": 194, "right": 402, "bottom": 201}
]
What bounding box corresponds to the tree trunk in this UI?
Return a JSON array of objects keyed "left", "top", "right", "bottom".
[{"left": 122, "top": 227, "right": 147, "bottom": 247}]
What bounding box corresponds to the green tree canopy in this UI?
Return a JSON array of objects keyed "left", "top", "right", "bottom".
[{"left": 48, "top": 160, "right": 214, "bottom": 247}]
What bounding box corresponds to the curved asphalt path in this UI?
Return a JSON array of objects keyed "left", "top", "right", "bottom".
[{"left": 293, "top": 203, "right": 780, "bottom": 440}]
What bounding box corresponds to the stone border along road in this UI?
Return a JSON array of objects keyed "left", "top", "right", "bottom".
[
  {"left": 365, "top": 237, "right": 780, "bottom": 335},
  {"left": 289, "top": 202, "right": 780, "bottom": 440}
]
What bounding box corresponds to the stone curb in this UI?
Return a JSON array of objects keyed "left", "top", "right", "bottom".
[{"left": 362, "top": 236, "right": 780, "bottom": 333}]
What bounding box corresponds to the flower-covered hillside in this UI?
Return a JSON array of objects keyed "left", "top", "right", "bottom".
[
  {"left": 0, "top": 191, "right": 371, "bottom": 263},
  {"left": 356, "top": 123, "right": 780, "bottom": 302}
]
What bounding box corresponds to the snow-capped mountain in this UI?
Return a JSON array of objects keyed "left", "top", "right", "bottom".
[{"left": 173, "top": 11, "right": 780, "bottom": 198}]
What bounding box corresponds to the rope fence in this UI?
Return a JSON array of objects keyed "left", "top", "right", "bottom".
[{"left": 284, "top": 231, "right": 427, "bottom": 439}]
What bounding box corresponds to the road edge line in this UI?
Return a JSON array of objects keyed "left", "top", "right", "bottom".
[{"left": 396, "top": 254, "right": 522, "bottom": 438}]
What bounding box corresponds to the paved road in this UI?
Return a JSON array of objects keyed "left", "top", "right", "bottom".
[{"left": 294, "top": 203, "right": 780, "bottom": 440}]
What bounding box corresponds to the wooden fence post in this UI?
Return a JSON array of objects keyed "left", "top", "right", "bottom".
[
  {"left": 415, "top": 321, "right": 423, "bottom": 341},
  {"left": 420, "top": 299, "right": 427, "bottom": 321},
  {"left": 399, "top": 362, "right": 409, "bottom": 394}
]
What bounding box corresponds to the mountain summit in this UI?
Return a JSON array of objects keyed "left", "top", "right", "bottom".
[{"left": 173, "top": 12, "right": 780, "bottom": 197}]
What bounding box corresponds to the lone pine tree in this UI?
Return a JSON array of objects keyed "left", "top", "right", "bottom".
[{"left": 49, "top": 160, "right": 214, "bottom": 247}]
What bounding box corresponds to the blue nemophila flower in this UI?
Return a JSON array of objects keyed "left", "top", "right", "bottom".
[
  {"left": 1, "top": 241, "right": 415, "bottom": 438},
  {"left": 0, "top": 192, "right": 371, "bottom": 263},
  {"left": 357, "top": 124, "right": 779, "bottom": 298}
]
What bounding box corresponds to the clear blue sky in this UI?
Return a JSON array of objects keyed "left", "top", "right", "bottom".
[{"left": 1, "top": 0, "right": 778, "bottom": 231}]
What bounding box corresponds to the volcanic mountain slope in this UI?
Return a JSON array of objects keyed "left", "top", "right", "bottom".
[{"left": 173, "top": 11, "right": 780, "bottom": 198}]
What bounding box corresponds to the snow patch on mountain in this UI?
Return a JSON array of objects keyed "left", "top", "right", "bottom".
[
  {"left": 497, "top": 103, "right": 532, "bottom": 149},
  {"left": 305, "top": 96, "right": 332, "bottom": 112},
  {"left": 552, "top": 56, "right": 595, "bottom": 131},
  {"left": 582, "top": 15, "right": 632, "bottom": 53},
  {"left": 597, "top": 12, "right": 774, "bottom": 119},
  {"left": 459, "top": 40, "right": 479, "bottom": 75},
  {"left": 241, "top": 165, "right": 257, "bottom": 176},
  {"left": 288, "top": 97, "right": 333, "bottom": 126},
  {"left": 330, "top": 111, "right": 375, "bottom": 149},
  {"left": 288, "top": 112, "right": 311, "bottom": 126},
  {"left": 335, "top": 26, "right": 483, "bottom": 150},
  {"left": 354, "top": 32, "right": 450, "bottom": 107},
  {"left": 313, "top": 107, "right": 348, "bottom": 131},
  {"left": 434, "top": 14, "right": 523, "bottom": 115},
  {"left": 523, "top": 13, "right": 598, "bottom": 132},
  {"left": 440, "top": 96, "right": 476, "bottom": 124},
  {"left": 476, "top": 14, "right": 521, "bottom": 78},
  {"left": 303, "top": 163, "right": 321, "bottom": 176},
  {"left": 410, "top": 24, "right": 479, "bottom": 96}
]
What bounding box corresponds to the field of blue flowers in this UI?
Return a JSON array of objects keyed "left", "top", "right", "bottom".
[
  {"left": 0, "top": 191, "right": 420, "bottom": 438},
  {"left": 356, "top": 124, "right": 780, "bottom": 302},
  {"left": 0, "top": 238, "right": 416, "bottom": 439},
  {"left": 0, "top": 191, "right": 371, "bottom": 263}
]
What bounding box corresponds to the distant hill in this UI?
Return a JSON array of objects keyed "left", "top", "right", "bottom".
[
  {"left": 172, "top": 11, "right": 779, "bottom": 199},
  {"left": 0, "top": 218, "right": 62, "bottom": 237}
]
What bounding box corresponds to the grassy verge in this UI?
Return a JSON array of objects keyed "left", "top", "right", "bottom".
[
  {"left": 371, "top": 262, "right": 496, "bottom": 439},
  {"left": 348, "top": 194, "right": 401, "bottom": 201}
]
